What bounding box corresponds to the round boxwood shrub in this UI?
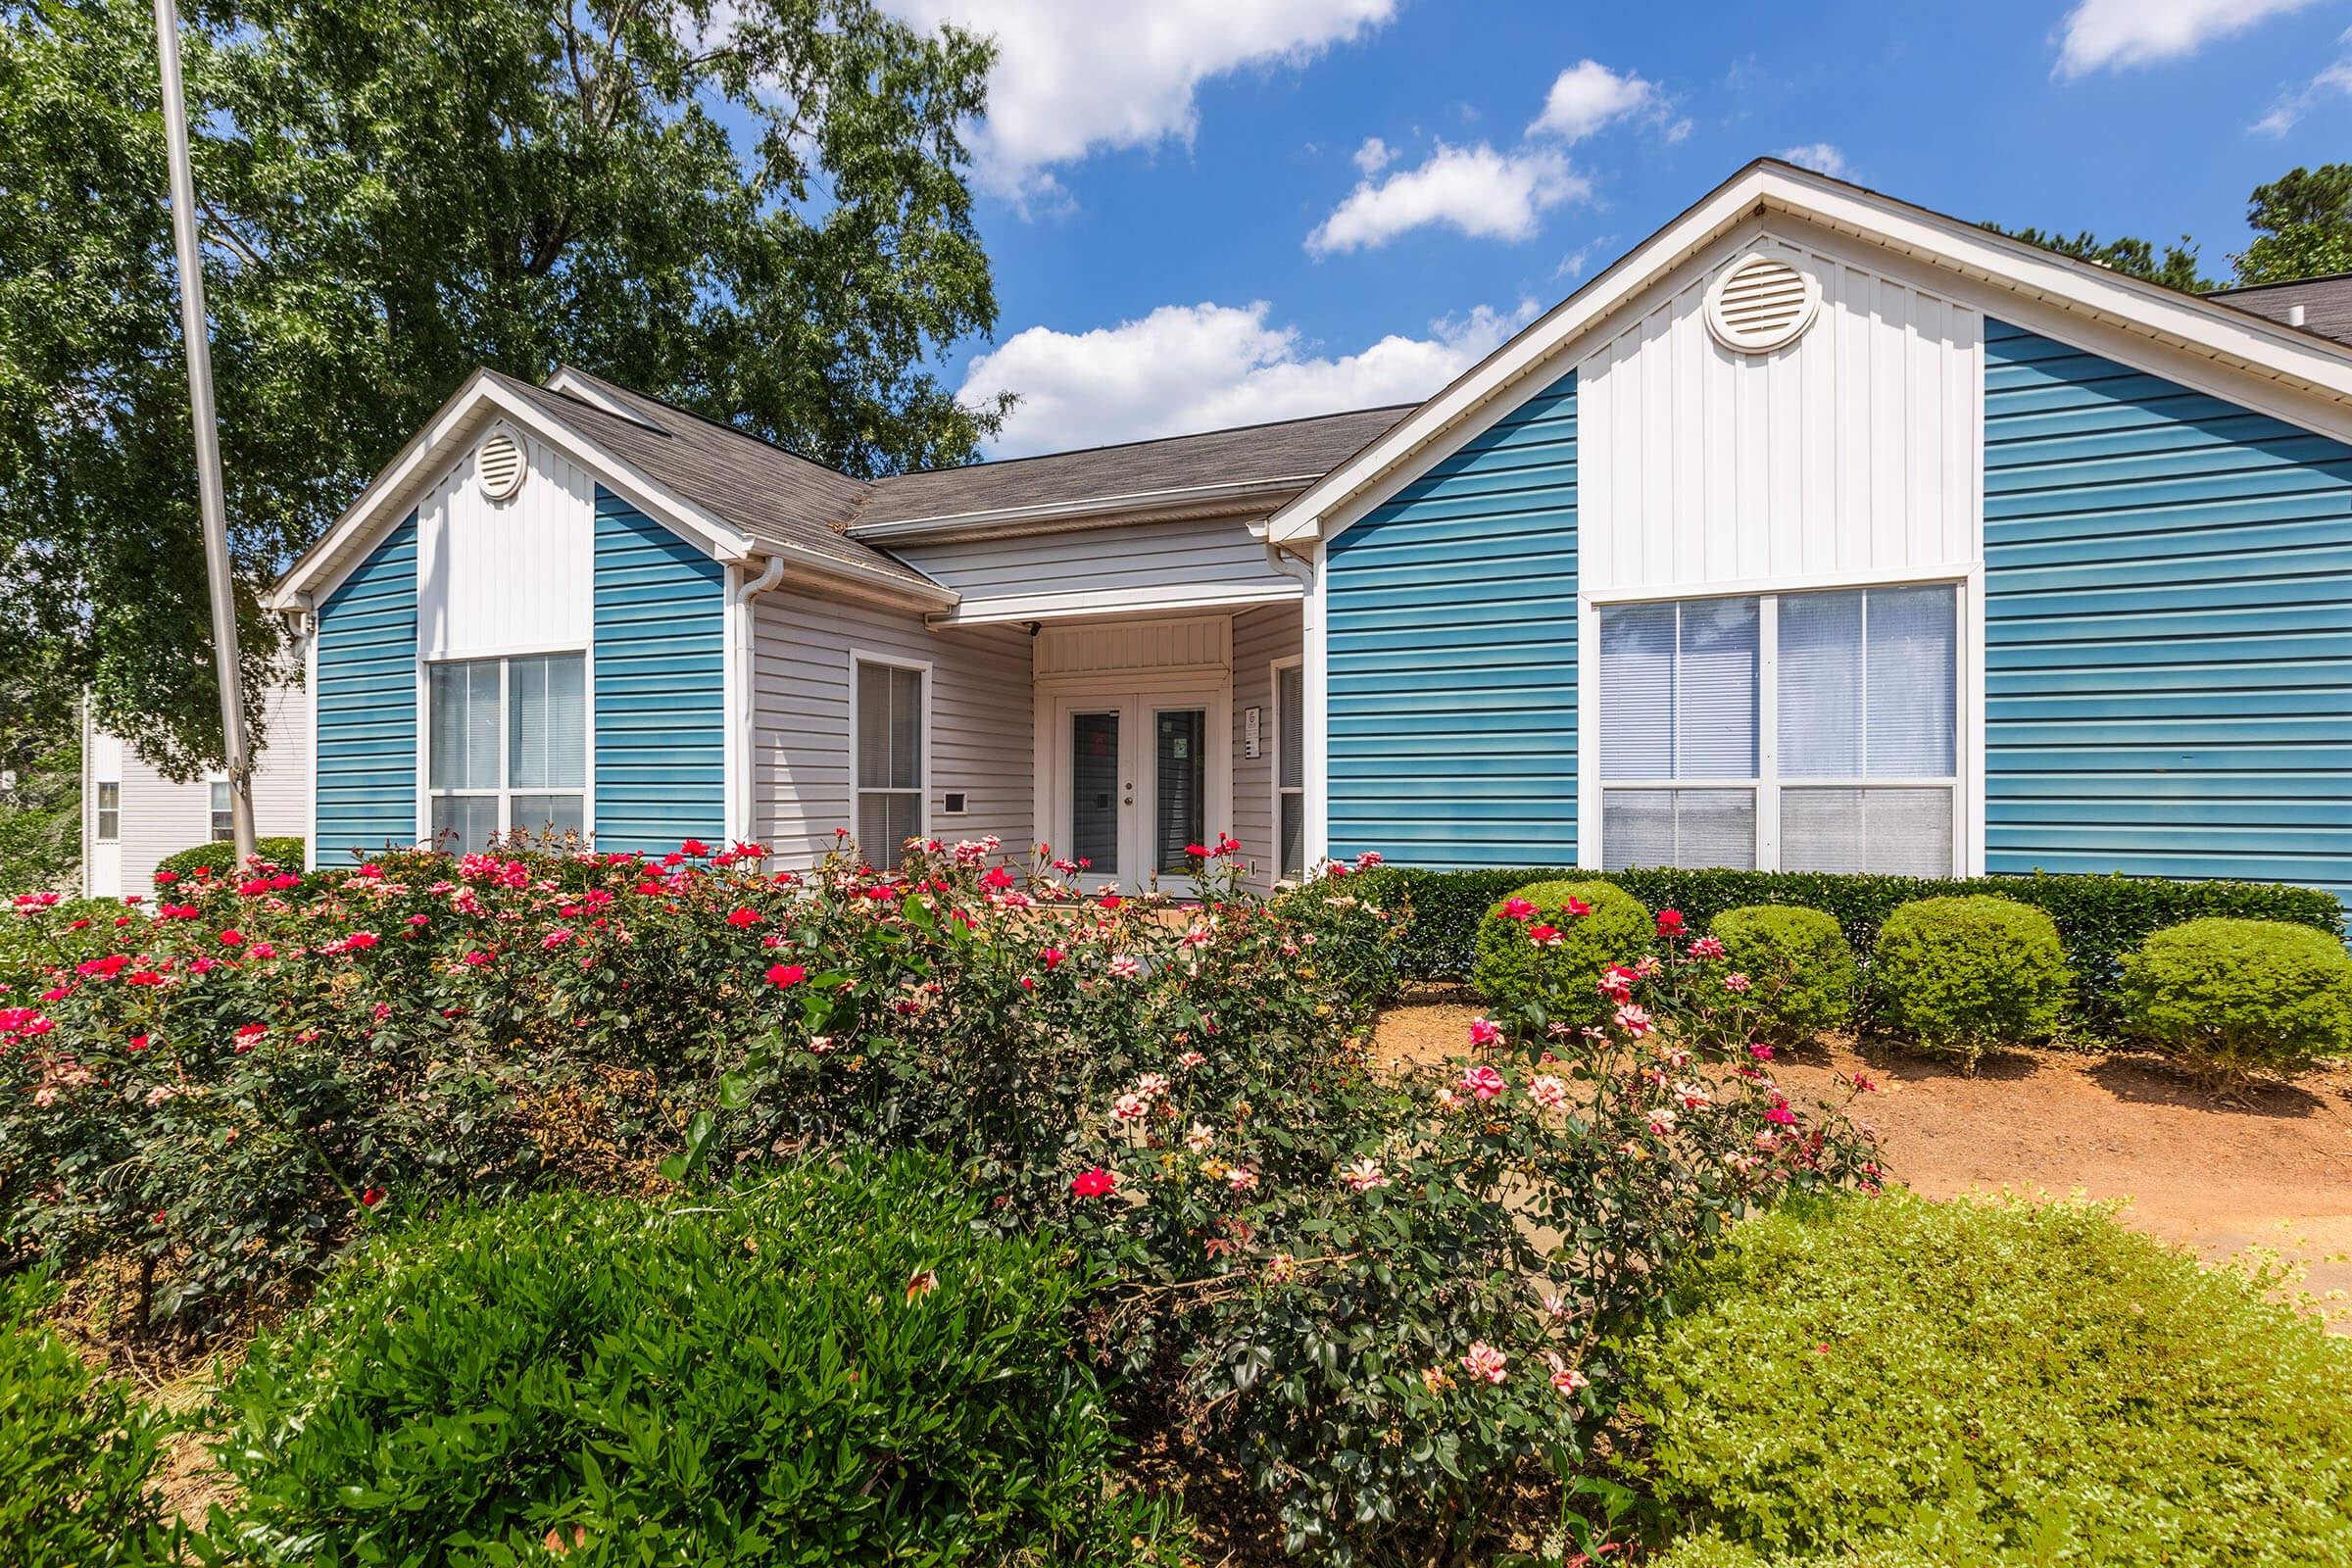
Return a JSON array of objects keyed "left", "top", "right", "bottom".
[
  {"left": 154, "top": 836, "right": 306, "bottom": 883},
  {"left": 206, "top": 1153, "right": 1181, "bottom": 1567},
  {"left": 1708, "top": 905, "right": 1856, "bottom": 1044},
  {"left": 2120, "top": 917, "right": 2352, "bottom": 1085},
  {"left": 1869, "top": 896, "right": 2071, "bottom": 1066},
  {"left": 1469, "top": 878, "right": 1651, "bottom": 1023},
  {"left": 1623, "top": 1193, "right": 2352, "bottom": 1567}
]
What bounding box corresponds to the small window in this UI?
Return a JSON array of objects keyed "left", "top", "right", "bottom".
[
  {"left": 854, "top": 659, "right": 925, "bottom": 860},
  {"left": 427, "top": 652, "right": 587, "bottom": 848},
  {"left": 1274, "top": 660, "right": 1305, "bottom": 880},
  {"left": 209, "top": 780, "right": 233, "bottom": 843},
  {"left": 95, "top": 781, "right": 120, "bottom": 844}
]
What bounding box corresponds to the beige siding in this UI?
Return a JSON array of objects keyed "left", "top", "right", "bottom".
[
  {"left": 1230, "top": 605, "right": 1300, "bottom": 892},
  {"left": 894, "top": 516, "right": 1299, "bottom": 624},
  {"left": 93, "top": 682, "right": 311, "bottom": 901},
  {"left": 750, "top": 589, "right": 1034, "bottom": 868}
]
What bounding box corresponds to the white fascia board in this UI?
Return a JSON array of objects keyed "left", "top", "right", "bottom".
[
  {"left": 924, "top": 581, "right": 1299, "bottom": 628},
  {"left": 846, "top": 475, "right": 1320, "bottom": 541},
  {"left": 1272, "top": 160, "right": 2352, "bottom": 546},
  {"left": 273, "top": 376, "right": 758, "bottom": 611}
]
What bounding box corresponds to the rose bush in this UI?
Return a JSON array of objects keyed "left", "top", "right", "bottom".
[
  {"left": 1, "top": 839, "right": 1399, "bottom": 1334},
  {"left": 1045, "top": 899, "right": 1882, "bottom": 1561}
]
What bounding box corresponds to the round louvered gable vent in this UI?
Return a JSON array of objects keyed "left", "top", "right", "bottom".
[
  {"left": 1704, "top": 254, "right": 1820, "bottom": 353},
  {"left": 475, "top": 425, "right": 527, "bottom": 501}
]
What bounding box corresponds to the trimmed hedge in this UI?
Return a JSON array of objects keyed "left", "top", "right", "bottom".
[
  {"left": 1625, "top": 1193, "right": 2352, "bottom": 1566},
  {"left": 154, "top": 837, "right": 306, "bottom": 883},
  {"left": 208, "top": 1153, "right": 1181, "bottom": 1566},
  {"left": 2120, "top": 917, "right": 2352, "bottom": 1084},
  {"left": 1337, "top": 864, "right": 2343, "bottom": 1027},
  {"left": 0, "top": 1270, "right": 174, "bottom": 1566},
  {"left": 1709, "top": 906, "right": 1855, "bottom": 1044}
]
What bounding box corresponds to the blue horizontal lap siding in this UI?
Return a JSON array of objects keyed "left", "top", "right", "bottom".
[
  {"left": 593, "top": 488, "right": 725, "bottom": 853},
  {"left": 314, "top": 514, "right": 419, "bottom": 861},
  {"left": 1982, "top": 320, "right": 2352, "bottom": 903},
  {"left": 1324, "top": 371, "right": 1578, "bottom": 866}
]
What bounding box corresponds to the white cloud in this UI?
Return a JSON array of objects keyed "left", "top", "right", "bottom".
[
  {"left": 1554, "top": 234, "right": 1616, "bottom": 281},
  {"left": 882, "top": 0, "right": 1396, "bottom": 199},
  {"left": 1528, "top": 59, "right": 1660, "bottom": 141},
  {"left": 1352, "top": 136, "right": 1396, "bottom": 174},
  {"left": 960, "top": 299, "right": 1537, "bottom": 456},
  {"left": 2254, "top": 30, "right": 2352, "bottom": 133},
  {"left": 1777, "top": 142, "right": 1850, "bottom": 179},
  {"left": 1306, "top": 142, "right": 1590, "bottom": 255},
  {"left": 2054, "top": 0, "right": 2323, "bottom": 77}
]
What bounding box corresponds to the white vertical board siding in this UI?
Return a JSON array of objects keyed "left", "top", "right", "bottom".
[
  {"left": 96, "top": 683, "right": 313, "bottom": 900},
  {"left": 894, "top": 517, "right": 1299, "bottom": 623},
  {"left": 1231, "top": 605, "right": 1301, "bottom": 893},
  {"left": 416, "top": 433, "right": 595, "bottom": 658},
  {"left": 751, "top": 590, "right": 1033, "bottom": 867},
  {"left": 1577, "top": 230, "right": 1982, "bottom": 597}
]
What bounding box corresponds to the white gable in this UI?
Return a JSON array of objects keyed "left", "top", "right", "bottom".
[
  {"left": 1577, "top": 224, "right": 1982, "bottom": 598},
  {"left": 415, "top": 429, "right": 597, "bottom": 659}
]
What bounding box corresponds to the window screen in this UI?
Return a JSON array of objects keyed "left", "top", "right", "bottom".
[
  {"left": 856, "top": 661, "right": 925, "bottom": 861},
  {"left": 1276, "top": 662, "right": 1305, "bottom": 878}
]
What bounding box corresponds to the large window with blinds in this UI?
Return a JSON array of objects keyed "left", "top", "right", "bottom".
[
  {"left": 1598, "top": 584, "right": 1958, "bottom": 875},
  {"left": 427, "top": 652, "right": 587, "bottom": 848},
  {"left": 854, "top": 658, "right": 926, "bottom": 859}
]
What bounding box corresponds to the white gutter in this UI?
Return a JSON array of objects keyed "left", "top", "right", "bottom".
[
  {"left": 724, "top": 554, "right": 787, "bottom": 849},
  {"left": 847, "top": 473, "right": 1326, "bottom": 540}
]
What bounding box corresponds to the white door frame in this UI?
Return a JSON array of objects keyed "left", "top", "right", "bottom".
[{"left": 1038, "top": 671, "right": 1232, "bottom": 895}]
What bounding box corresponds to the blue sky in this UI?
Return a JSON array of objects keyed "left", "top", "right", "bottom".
[{"left": 871, "top": 0, "right": 2352, "bottom": 457}]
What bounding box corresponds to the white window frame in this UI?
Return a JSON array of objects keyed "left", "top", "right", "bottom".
[
  {"left": 1586, "top": 575, "right": 1968, "bottom": 876},
  {"left": 1270, "top": 655, "right": 1304, "bottom": 883},
  {"left": 848, "top": 649, "right": 932, "bottom": 849},
  {"left": 208, "top": 777, "right": 233, "bottom": 843},
  {"left": 420, "top": 650, "right": 591, "bottom": 846},
  {"left": 94, "top": 780, "right": 121, "bottom": 844}
]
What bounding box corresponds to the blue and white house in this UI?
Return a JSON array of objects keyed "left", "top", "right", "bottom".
[{"left": 243, "top": 161, "right": 2351, "bottom": 905}]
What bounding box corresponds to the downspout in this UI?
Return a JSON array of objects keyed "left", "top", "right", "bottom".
[{"left": 727, "top": 555, "right": 787, "bottom": 851}]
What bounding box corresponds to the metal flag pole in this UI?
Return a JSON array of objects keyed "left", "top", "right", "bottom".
[{"left": 152, "top": 0, "right": 255, "bottom": 862}]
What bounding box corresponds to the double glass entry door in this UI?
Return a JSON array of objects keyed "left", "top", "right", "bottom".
[{"left": 1055, "top": 690, "right": 1219, "bottom": 894}]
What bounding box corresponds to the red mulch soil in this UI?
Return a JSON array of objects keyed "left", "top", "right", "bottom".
[{"left": 1372, "top": 995, "right": 2352, "bottom": 1329}]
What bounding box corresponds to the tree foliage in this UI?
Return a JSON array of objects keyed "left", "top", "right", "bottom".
[
  {"left": 1980, "top": 222, "right": 2213, "bottom": 291},
  {"left": 0, "top": 642, "right": 80, "bottom": 895},
  {"left": 2234, "top": 164, "right": 2352, "bottom": 285},
  {"left": 0, "top": 0, "right": 1004, "bottom": 776}
]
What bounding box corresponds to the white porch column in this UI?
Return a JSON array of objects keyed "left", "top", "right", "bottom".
[{"left": 1302, "top": 539, "right": 1330, "bottom": 868}]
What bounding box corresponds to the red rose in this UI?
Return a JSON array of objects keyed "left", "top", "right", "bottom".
[
  {"left": 1070, "top": 1167, "right": 1117, "bottom": 1199},
  {"left": 726, "top": 907, "right": 761, "bottom": 927},
  {"left": 766, "top": 963, "right": 807, "bottom": 988},
  {"left": 680, "top": 839, "right": 711, "bottom": 858},
  {"left": 1655, "top": 908, "right": 1685, "bottom": 935},
  {"left": 360, "top": 1187, "right": 385, "bottom": 1207},
  {"left": 980, "top": 866, "right": 1015, "bottom": 891}
]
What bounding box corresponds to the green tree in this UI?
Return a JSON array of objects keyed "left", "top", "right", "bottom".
[
  {"left": 0, "top": 0, "right": 1006, "bottom": 778},
  {"left": 0, "top": 641, "right": 80, "bottom": 895},
  {"left": 1981, "top": 222, "right": 2214, "bottom": 292},
  {"left": 2233, "top": 164, "right": 2352, "bottom": 284}
]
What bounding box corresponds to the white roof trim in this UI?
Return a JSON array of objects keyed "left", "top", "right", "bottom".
[
  {"left": 848, "top": 473, "right": 1322, "bottom": 540},
  {"left": 1271, "top": 159, "right": 2352, "bottom": 545},
  {"left": 542, "top": 368, "right": 666, "bottom": 430},
  {"left": 270, "top": 375, "right": 957, "bottom": 614}
]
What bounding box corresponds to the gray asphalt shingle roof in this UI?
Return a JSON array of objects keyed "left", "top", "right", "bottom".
[
  {"left": 850, "top": 405, "right": 1415, "bottom": 527},
  {"left": 2208, "top": 273, "right": 2352, "bottom": 347},
  {"left": 498, "top": 368, "right": 940, "bottom": 590}
]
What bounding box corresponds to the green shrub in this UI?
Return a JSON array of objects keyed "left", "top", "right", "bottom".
[
  {"left": 1708, "top": 906, "right": 1855, "bottom": 1043},
  {"left": 207, "top": 1153, "right": 1181, "bottom": 1567},
  {"left": 2120, "top": 917, "right": 2352, "bottom": 1085},
  {"left": 0, "top": 1270, "right": 174, "bottom": 1566},
  {"left": 1345, "top": 864, "right": 2341, "bottom": 1027},
  {"left": 153, "top": 836, "right": 305, "bottom": 882},
  {"left": 1623, "top": 1193, "right": 2352, "bottom": 1567},
  {"left": 1867, "top": 897, "right": 2071, "bottom": 1065},
  {"left": 1469, "top": 877, "right": 1650, "bottom": 1023}
]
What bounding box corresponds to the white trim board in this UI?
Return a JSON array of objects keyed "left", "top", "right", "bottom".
[{"left": 1271, "top": 159, "right": 2352, "bottom": 548}]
